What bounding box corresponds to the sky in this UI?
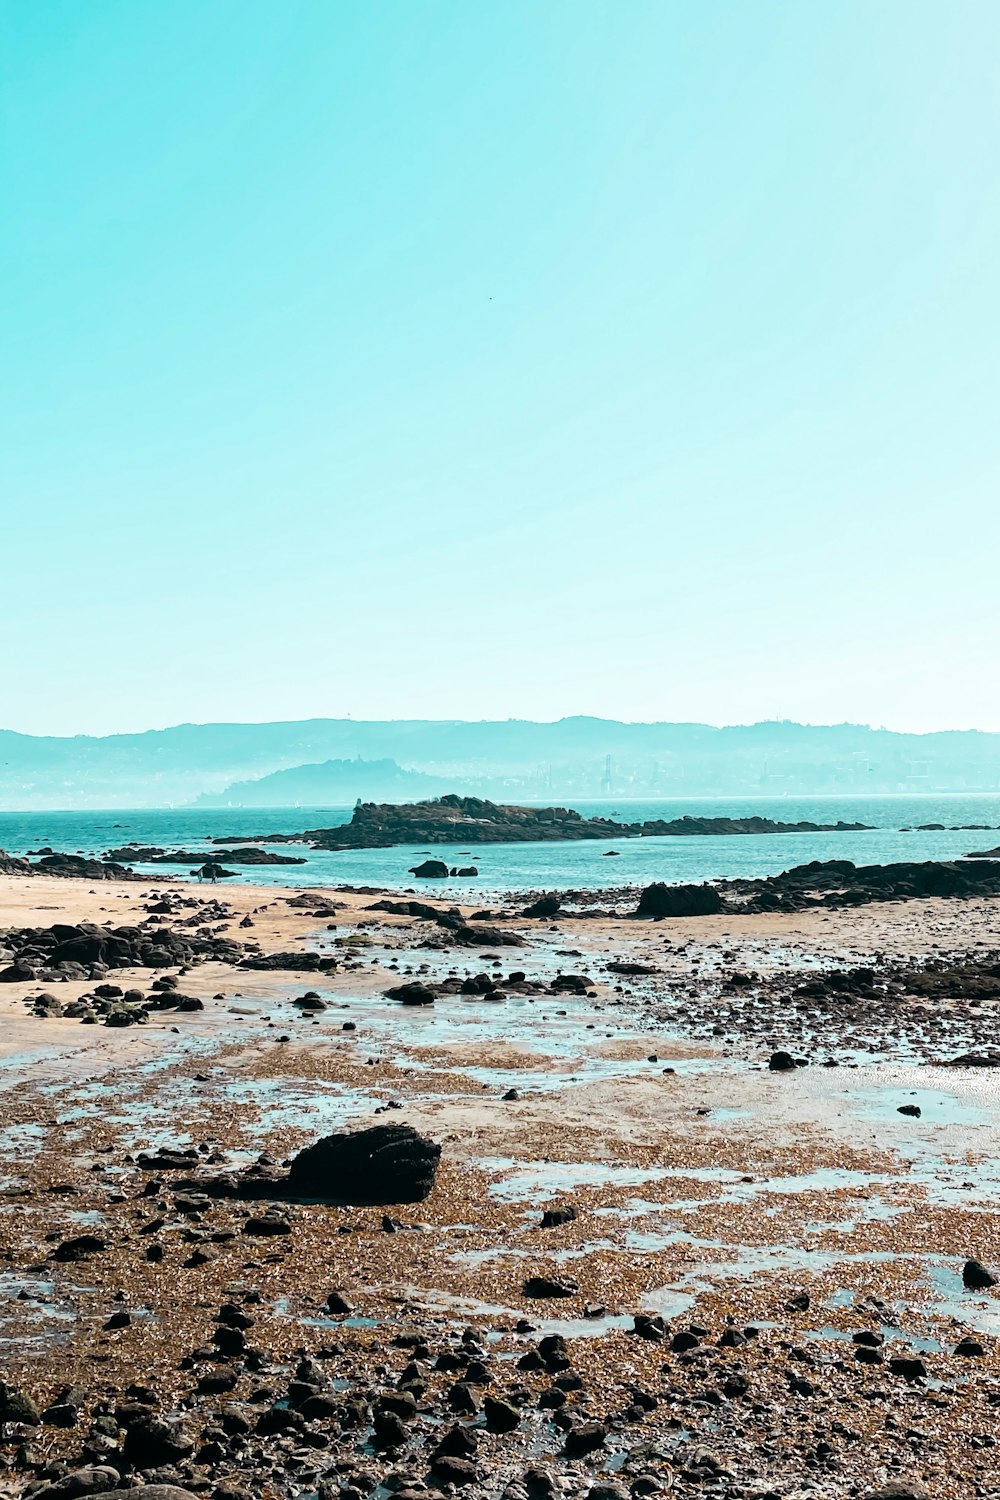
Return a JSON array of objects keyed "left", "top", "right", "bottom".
[{"left": 3, "top": 0, "right": 999, "bottom": 737}]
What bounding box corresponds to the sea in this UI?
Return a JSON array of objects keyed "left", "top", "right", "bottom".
[{"left": 3, "top": 794, "right": 1000, "bottom": 897}]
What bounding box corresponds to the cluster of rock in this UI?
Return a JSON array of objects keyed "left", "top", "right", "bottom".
[
  {"left": 104, "top": 845, "right": 307, "bottom": 866},
  {"left": 384, "top": 968, "right": 594, "bottom": 1007},
  {"left": 736, "top": 857, "right": 1000, "bottom": 912},
  {"left": 647, "top": 946, "right": 1000, "bottom": 1069},
  {"left": 367, "top": 898, "right": 524, "bottom": 948},
  {"left": 237, "top": 950, "right": 340, "bottom": 973},
  {"left": 20, "top": 974, "right": 205, "bottom": 1026},
  {"left": 0, "top": 850, "right": 143, "bottom": 880},
  {"left": 0, "top": 919, "right": 244, "bottom": 983},
  {"left": 138, "top": 1124, "right": 443, "bottom": 1207},
  {"left": 1, "top": 1264, "right": 976, "bottom": 1500},
  {"left": 634, "top": 857, "right": 1000, "bottom": 919}
]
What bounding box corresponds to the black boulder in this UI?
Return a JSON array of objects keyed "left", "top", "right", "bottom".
[{"left": 287, "top": 1124, "right": 441, "bottom": 1205}]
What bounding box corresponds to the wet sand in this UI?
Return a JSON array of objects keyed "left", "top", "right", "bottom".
[{"left": 3, "top": 873, "right": 1000, "bottom": 1498}]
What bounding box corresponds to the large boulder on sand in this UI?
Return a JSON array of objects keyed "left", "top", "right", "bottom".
[
  {"left": 287, "top": 1124, "right": 441, "bottom": 1204},
  {"left": 636, "top": 882, "right": 724, "bottom": 917},
  {"left": 523, "top": 894, "right": 561, "bottom": 919}
]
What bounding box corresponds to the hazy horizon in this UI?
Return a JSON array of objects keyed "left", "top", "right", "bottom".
[
  {"left": 5, "top": 711, "right": 1000, "bottom": 741},
  {"left": 3, "top": 715, "right": 1000, "bottom": 810}
]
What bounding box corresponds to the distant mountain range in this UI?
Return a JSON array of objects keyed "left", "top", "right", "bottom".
[
  {"left": 1, "top": 717, "right": 999, "bottom": 809},
  {"left": 192, "top": 758, "right": 448, "bottom": 808}
]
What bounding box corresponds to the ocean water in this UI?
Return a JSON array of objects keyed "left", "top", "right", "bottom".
[{"left": 2, "top": 794, "right": 1000, "bottom": 896}]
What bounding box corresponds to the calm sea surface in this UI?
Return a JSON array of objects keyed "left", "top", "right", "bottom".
[{"left": 2, "top": 795, "right": 1000, "bottom": 896}]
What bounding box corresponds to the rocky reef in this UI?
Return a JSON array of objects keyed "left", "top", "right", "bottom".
[
  {"left": 103, "top": 845, "right": 306, "bottom": 866},
  {"left": 255, "top": 795, "right": 874, "bottom": 852},
  {"left": 635, "top": 856, "right": 1000, "bottom": 918}
]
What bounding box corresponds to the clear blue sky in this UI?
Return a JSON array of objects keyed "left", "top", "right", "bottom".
[{"left": 3, "top": 1, "right": 999, "bottom": 736}]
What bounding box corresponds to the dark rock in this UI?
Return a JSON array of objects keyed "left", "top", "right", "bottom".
[
  {"left": 122, "top": 1418, "right": 195, "bottom": 1469},
  {"left": 447, "top": 1382, "right": 479, "bottom": 1415},
  {"left": 769, "top": 1051, "right": 797, "bottom": 1072},
  {"left": 409, "top": 860, "right": 450, "bottom": 879},
  {"left": 377, "top": 1390, "right": 418, "bottom": 1420},
  {"left": 243, "top": 1211, "right": 292, "bottom": 1236},
  {"left": 212, "top": 1326, "right": 246, "bottom": 1356},
  {"left": 0, "top": 1385, "right": 40, "bottom": 1424},
  {"left": 522, "top": 1276, "right": 579, "bottom": 1299},
  {"left": 670, "top": 1330, "right": 700, "bottom": 1352},
  {"left": 52, "top": 1235, "right": 107, "bottom": 1262},
  {"left": 1, "top": 961, "right": 37, "bottom": 982},
  {"left": 384, "top": 982, "right": 438, "bottom": 1006},
  {"left": 29, "top": 1466, "right": 122, "bottom": 1500},
  {"left": 433, "top": 1425, "right": 478, "bottom": 1459},
  {"left": 963, "top": 1258, "right": 997, "bottom": 1288},
  {"left": 372, "top": 1409, "right": 409, "bottom": 1446},
  {"left": 523, "top": 896, "right": 562, "bottom": 919},
  {"left": 216, "top": 1302, "right": 255, "bottom": 1328},
  {"left": 137, "top": 1148, "right": 198, "bottom": 1171},
  {"left": 453, "top": 924, "right": 525, "bottom": 947},
  {"left": 41, "top": 1402, "right": 80, "bottom": 1427},
  {"left": 298, "top": 1392, "right": 338, "bottom": 1420},
  {"left": 632, "top": 1314, "right": 666, "bottom": 1342},
  {"left": 539, "top": 1205, "right": 577, "bottom": 1229},
  {"left": 430, "top": 1456, "right": 479, "bottom": 1486},
  {"left": 483, "top": 1396, "right": 520, "bottom": 1432},
  {"left": 287, "top": 1124, "right": 441, "bottom": 1204},
  {"left": 563, "top": 1422, "right": 608, "bottom": 1456},
  {"left": 636, "top": 883, "right": 725, "bottom": 918}
]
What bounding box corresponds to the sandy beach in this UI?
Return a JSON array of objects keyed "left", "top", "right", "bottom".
[{"left": 3, "top": 872, "right": 1000, "bottom": 1500}]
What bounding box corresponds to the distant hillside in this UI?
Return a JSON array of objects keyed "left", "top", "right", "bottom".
[
  {"left": 1, "top": 717, "right": 999, "bottom": 808},
  {"left": 193, "top": 758, "right": 448, "bottom": 808}
]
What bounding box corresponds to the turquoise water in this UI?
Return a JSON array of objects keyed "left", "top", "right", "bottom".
[{"left": 2, "top": 793, "right": 1000, "bottom": 895}]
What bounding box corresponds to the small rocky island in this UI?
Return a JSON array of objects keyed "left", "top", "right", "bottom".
[{"left": 222, "top": 794, "right": 874, "bottom": 852}]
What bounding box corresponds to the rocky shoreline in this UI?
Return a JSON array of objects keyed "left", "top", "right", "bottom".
[
  {"left": 2, "top": 870, "right": 1000, "bottom": 1500},
  {"left": 636, "top": 855, "right": 1000, "bottom": 916},
  {"left": 211, "top": 795, "right": 874, "bottom": 852}
]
